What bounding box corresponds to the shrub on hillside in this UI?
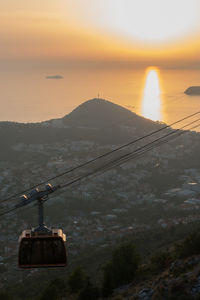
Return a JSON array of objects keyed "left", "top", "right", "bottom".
[
  {"left": 175, "top": 232, "right": 200, "bottom": 259},
  {"left": 0, "top": 290, "right": 13, "bottom": 300},
  {"left": 102, "top": 242, "right": 140, "bottom": 297},
  {"left": 40, "top": 278, "right": 66, "bottom": 300},
  {"left": 150, "top": 250, "right": 172, "bottom": 272},
  {"left": 67, "top": 266, "right": 88, "bottom": 294},
  {"left": 77, "top": 280, "right": 99, "bottom": 300}
]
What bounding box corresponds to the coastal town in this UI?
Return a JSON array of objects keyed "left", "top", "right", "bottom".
[{"left": 0, "top": 126, "right": 200, "bottom": 285}]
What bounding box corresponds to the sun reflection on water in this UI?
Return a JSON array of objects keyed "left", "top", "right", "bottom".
[{"left": 141, "top": 67, "right": 162, "bottom": 121}]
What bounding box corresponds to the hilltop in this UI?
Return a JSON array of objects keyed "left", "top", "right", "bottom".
[
  {"left": 0, "top": 98, "right": 164, "bottom": 159},
  {"left": 44, "top": 98, "right": 161, "bottom": 130},
  {"left": 62, "top": 98, "right": 158, "bottom": 129},
  {"left": 45, "top": 98, "right": 163, "bottom": 143}
]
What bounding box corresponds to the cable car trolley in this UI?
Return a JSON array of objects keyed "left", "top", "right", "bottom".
[{"left": 18, "top": 184, "right": 67, "bottom": 268}]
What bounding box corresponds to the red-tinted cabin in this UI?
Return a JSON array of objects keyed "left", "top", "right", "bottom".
[{"left": 18, "top": 229, "right": 67, "bottom": 268}]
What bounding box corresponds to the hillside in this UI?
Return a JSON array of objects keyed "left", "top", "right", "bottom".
[
  {"left": 0, "top": 99, "right": 200, "bottom": 299},
  {"left": 111, "top": 232, "right": 200, "bottom": 300},
  {"left": 6, "top": 223, "right": 200, "bottom": 300},
  {"left": 62, "top": 98, "right": 158, "bottom": 129},
  {"left": 0, "top": 98, "right": 164, "bottom": 161},
  {"left": 43, "top": 98, "right": 163, "bottom": 143}
]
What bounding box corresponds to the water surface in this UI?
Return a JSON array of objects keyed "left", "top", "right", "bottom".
[{"left": 0, "top": 67, "right": 199, "bottom": 130}]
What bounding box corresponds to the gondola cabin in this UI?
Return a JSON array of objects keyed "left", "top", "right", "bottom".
[{"left": 18, "top": 228, "right": 67, "bottom": 268}]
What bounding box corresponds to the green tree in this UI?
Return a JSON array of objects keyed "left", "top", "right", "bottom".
[
  {"left": 102, "top": 262, "right": 114, "bottom": 297},
  {"left": 150, "top": 250, "right": 172, "bottom": 271},
  {"left": 111, "top": 243, "right": 140, "bottom": 286},
  {"left": 77, "top": 279, "right": 99, "bottom": 300},
  {"left": 0, "top": 290, "right": 13, "bottom": 300},
  {"left": 102, "top": 242, "right": 140, "bottom": 296},
  {"left": 175, "top": 232, "right": 200, "bottom": 258},
  {"left": 67, "top": 266, "right": 87, "bottom": 294},
  {"left": 40, "top": 278, "right": 66, "bottom": 300}
]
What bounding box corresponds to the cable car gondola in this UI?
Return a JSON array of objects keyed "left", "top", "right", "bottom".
[
  {"left": 18, "top": 228, "right": 67, "bottom": 268},
  {"left": 18, "top": 184, "right": 67, "bottom": 268}
]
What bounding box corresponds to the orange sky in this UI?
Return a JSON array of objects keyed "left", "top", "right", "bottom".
[{"left": 0, "top": 0, "right": 200, "bottom": 68}]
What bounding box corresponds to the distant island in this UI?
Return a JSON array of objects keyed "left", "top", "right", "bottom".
[
  {"left": 184, "top": 86, "right": 200, "bottom": 95},
  {"left": 45, "top": 75, "right": 63, "bottom": 79}
]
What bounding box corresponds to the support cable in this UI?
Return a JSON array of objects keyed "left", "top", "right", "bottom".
[
  {"left": 0, "top": 110, "right": 199, "bottom": 205},
  {"left": 0, "top": 117, "right": 199, "bottom": 218}
]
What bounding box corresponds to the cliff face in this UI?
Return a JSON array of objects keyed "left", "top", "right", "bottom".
[{"left": 184, "top": 86, "right": 200, "bottom": 95}]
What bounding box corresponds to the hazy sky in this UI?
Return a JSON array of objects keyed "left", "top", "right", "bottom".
[
  {"left": 0, "top": 1, "right": 200, "bottom": 123},
  {"left": 1, "top": 0, "right": 200, "bottom": 69}
]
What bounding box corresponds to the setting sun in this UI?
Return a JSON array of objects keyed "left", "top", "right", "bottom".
[
  {"left": 141, "top": 68, "right": 162, "bottom": 121},
  {"left": 61, "top": 0, "right": 200, "bottom": 44}
]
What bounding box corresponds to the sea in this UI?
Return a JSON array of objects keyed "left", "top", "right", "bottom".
[{"left": 0, "top": 66, "right": 199, "bottom": 130}]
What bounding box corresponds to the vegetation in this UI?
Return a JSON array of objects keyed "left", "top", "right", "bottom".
[
  {"left": 40, "top": 279, "right": 66, "bottom": 300},
  {"left": 67, "top": 266, "right": 88, "bottom": 294},
  {"left": 0, "top": 290, "right": 13, "bottom": 300},
  {"left": 5, "top": 223, "right": 200, "bottom": 299},
  {"left": 77, "top": 281, "right": 99, "bottom": 300},
  {"left": 102, "top": 243, "right": 140, "bottom": 296},
  {"left": 175, "top": 232, "right": 200, "bottom": 259},
  {"left": 150, "top": 250, "right": 172, "bottom": 272}
]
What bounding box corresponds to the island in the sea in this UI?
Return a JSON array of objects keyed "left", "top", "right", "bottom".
[
  {"left": 45, "top": 75, "right": 63, "bottom": 79},
  {"left": 184, "top": 86, "right": 200, "bottom": 95}
]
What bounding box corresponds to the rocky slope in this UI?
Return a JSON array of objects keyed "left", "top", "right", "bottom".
[{"left": 113, "top": 254, "right": 200, "bottom": 299}]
